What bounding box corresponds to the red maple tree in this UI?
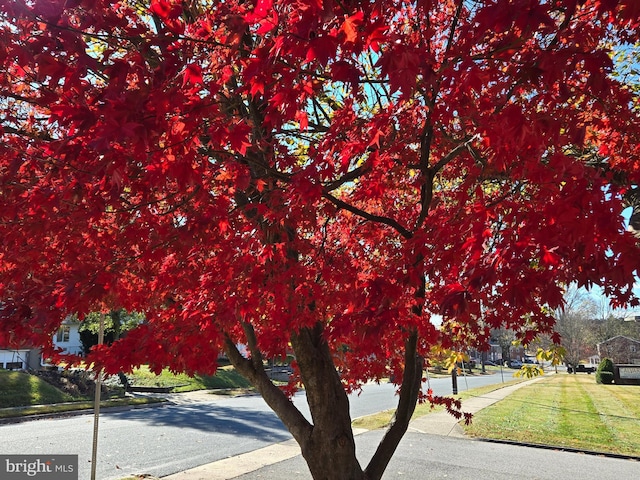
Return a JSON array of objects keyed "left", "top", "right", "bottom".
[{"left": 1, "top": 1, "right": 639, "bottom": 478}]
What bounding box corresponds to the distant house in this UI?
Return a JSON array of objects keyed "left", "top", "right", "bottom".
[
  {"left": 597, "top": 336, "right": 640, "bottom": 365},
  {"left": 0, "top": 347, "right": 41, "bottom": 370},
  {"left": 52, "top": 317, "right": 83, "bottom": 356},
  {"left": 587, "top": 355, "right": 600, "bottom": 366},
  {"left": 1, "top": 317, "right": 82, "bottom": 370}
]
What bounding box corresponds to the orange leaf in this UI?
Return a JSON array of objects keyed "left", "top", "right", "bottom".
[{"left": 341, "top": 11, "right": 364, "bottom": 43}]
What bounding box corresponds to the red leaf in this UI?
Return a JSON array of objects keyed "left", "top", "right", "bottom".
[
  {"left": 341, "top": 11, "right": 364, "bottom": 43},
  {"left": 331, "top": 60, "right": 360, "bottom": 86},
  {"left": 541, "top": 246, "right": 560, "bottom": 267},
  {"left": 183, "top": 64, "right": 203, "bottom": 87},
  {"left": 149, "top": 0, "right": 181, "bottom": 20},
  {"left": 306, "top": 36, "right": 338, "bottom": 65},
  {"left": 295, "top": 110, "right": 309, "bottom": 131}
]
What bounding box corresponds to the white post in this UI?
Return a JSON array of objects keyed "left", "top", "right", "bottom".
[{"left": 461, "top": 359, "right": 469, "bottom": 391}]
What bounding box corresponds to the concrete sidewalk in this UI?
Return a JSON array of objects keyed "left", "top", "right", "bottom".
[
  {"left": 164, "top": 377, "right": 546, "bottom": 480},
  {"left": 408, "top": 375, "right": 547, "bottom": 437}
]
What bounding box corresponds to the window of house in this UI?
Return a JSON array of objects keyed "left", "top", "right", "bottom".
[
  {"left": 631, "top": 345, "right": 637, "bottom": 353},
  {"left": 56, "top": 325, "right": 70, "bottom": 343}
]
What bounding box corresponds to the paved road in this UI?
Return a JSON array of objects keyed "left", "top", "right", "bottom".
[
  {"left": 0, "top": 372, "right": 516, "bottom": 479},
  {"left": 236, "top": 430, "right": 640, "bottom": 480}
]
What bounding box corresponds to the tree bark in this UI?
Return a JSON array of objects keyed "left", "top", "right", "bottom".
[
  {"left": 364, "top": 330, "right": 423, "bottom": 480},
  {"left": 290, "top": 323, "right": 367, "bottom": 480},
  {"left": 225, "top": 319, "right": 424, "bottom": 480}
]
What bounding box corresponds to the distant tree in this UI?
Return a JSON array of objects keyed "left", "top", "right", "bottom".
[
  {"left": 554, "top": 287, "right": 599, "bottom": 368},
  {"left": 493, "top": 328, "right": 516, "bottom": 364},
  {"left": 593, "top": 314, "right": 640, "bottom": 344},
  {"left": 78, "top": 310, "right": 144, "bottom": 354}
]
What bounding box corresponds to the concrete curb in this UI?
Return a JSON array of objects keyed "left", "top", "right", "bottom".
[
  {"left": 0, "top": 399, "right": 167, "bottom": 425},
  {"left": 478, "top": 437, "right": 640, "bottom": 462}
]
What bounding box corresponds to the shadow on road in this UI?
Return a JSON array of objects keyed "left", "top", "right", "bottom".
[{"left": 105, "top": 402, "right": 292, "bottom": 442}]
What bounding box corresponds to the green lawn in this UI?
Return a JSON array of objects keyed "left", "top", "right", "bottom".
[
  {"left": 0, "top": 370, "right": 78, "bottom": 408},
  {"left": 464, "top": 374, "right": 640, "bottom": 457},
  {"left": 126, "top": 364, "right": 252, "bottom": 392},
  {"left": 0, "top": 364, "right": 252, "bottom": 419},
  {"left": 352, "top": 377, "right": 529, "bottom": 430}
]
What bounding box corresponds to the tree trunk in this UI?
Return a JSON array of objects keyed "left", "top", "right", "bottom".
[
  {"left": 364, "top": 331, "right": 423, "bottom": 480},
  {"left": 290, "top": 323, "right": 367, "bottom": 480},
  {"left": 224, "top": 322, "right": 366, "bottom": 479},
  {"left": 225, "top": 321, "right": 423, "bottom": 480}
]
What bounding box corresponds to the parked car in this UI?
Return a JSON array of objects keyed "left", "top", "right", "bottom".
[
  {"left": 509, "top": 360, "right": 523, "bottom": 368},
  {"left": 456, "top": 359, "right": 476, "bottom": 369},
  {"left": 567, "top": 363, "right": 596, "bottom": 374}
]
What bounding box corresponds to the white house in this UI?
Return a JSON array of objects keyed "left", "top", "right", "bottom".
[
  {"left": 1, "top": 317, "right": 82, "bottom": 370},
  {"left": 0, "top": 348, "right": 40, "bottom": 370},
  {"left": 51, "top": 317, "right": 83, "bottom": 356}
]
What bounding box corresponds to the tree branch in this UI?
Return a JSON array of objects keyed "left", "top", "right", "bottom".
[
  {"left": 1, "top": 124, "right": 55, "bottom": 142},
  {"left": 323, "top": 164, "right": 371, "bottom": 192},
  {"left": 223, "top": 329, "right": 313, "bottom": 444},
  {"left": 445, "top": 0, "right": 465, "bottom": 57},
  {"left": 432, "top": 134, "right": 480, "bottom": 174},
  {"left": 414, "top": 134, "right": 480, "bottom": 230},
  {"left": 322, "top": 190, "right": 413, "bottom": 239},
  {"left": 413, "top": 0, "right": 467, "bottom": 232}
]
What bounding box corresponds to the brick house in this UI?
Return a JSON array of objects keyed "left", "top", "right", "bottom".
[{"left": 596, "top": 336, "right": 640, "bottom": 365}]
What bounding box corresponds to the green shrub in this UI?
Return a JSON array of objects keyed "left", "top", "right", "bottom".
[
  {"left": 597, "top": 371, "right": 615, "bottom": 384},
  {"left": 596, "top": 358, "right": 615, "bottom": 384}
]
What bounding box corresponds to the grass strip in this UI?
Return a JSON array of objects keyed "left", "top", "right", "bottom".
[
  {"left": 1, "top": 363, "right": 252, "bottom": 419},
  {"left": 0, "top": 370, "right": 78, "bottom": 407},
  {"left": 581, "top": 382, "right": 640, "bottom": 455},
  {"left": 464, "top": 374, "right": 640, "bottom": 457},
  {"left": 352, "top": 376, "right": 528, "bottom": 430}
]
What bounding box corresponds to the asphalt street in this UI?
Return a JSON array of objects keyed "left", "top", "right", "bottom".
[
  {"left": 167, "top": 376, "right": 640, "bottom": 480},
  {"left": 235, "top": 430, "right": 640, "bottom": 480},
  {"left": 0, "top": 373, "right": 512, "bottom": 479}
]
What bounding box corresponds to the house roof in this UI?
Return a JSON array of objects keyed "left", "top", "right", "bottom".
[{"left": 597, "top": 335, "right": 640, "bottom": 346}]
